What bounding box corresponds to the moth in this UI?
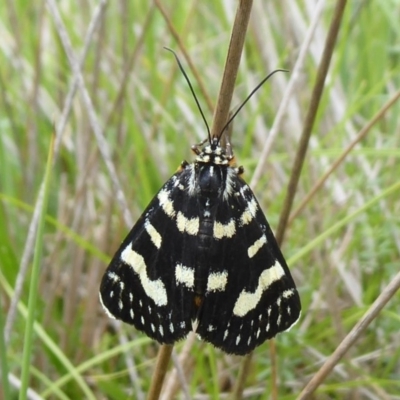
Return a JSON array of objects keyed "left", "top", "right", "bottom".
[{"left": 99, "top": 54, "right": 301, "bottom": 355}]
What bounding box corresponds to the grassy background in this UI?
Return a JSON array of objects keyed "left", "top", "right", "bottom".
[{"left": 1, "top": 1, "right": 400, "bottom": 399}]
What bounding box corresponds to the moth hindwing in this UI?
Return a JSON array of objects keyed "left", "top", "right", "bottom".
[{"left": 99, "top": 137, "right": 301, "bottom": 355}]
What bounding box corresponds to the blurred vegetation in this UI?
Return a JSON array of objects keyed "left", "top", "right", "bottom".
[{"left": 0, "top": 1, "right": 399, "bottom": 399}]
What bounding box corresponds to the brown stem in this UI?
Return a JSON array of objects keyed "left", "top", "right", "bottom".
[
  {"left": 275, "top": 0, "right": 348, "bottom": 246},
  {"left": 210, "top": 0, "right": 253, "bottom": 139},
  {"left": 147, "top": 344, "right": 174, "bottom": 400},
  {"left": 297, "top": 270, "right": 400, "bottom": 399}
]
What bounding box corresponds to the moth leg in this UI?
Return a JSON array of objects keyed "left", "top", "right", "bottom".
[{"left": 191, "top": 138, "right": 208, "bottom": 155}]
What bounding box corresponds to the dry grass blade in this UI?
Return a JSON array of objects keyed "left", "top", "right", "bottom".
[
  {"left": 297, "top": 270, "right": 400, "bottom": 399},
  {"left": 4, "top": 1, "right": 106, "bottom": 343},
  {"left": 289, "top": 87, "right": 400, "bottom": 224},
  {"left": 275, "top": 0, "right": 348, "bottom": 245},
  {"left": 250, "top": 0, "right": 325, "bottom": 188},
  {"left": 155, "top": 0, "right": 214, "bottom": 113},
  {"left": 4, "top": 0, "right": 106, "bottom": 339},
  {"left": 46, "top": 0, "right": 134, "bottom": 227}
]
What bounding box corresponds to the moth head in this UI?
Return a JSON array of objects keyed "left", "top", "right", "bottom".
[{"left": 195, "top": 141, "right": 229, "bottom": 166}]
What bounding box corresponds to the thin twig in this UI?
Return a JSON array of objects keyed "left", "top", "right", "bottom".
[
  {"left": 160, "top": 332, "right": 197, "bottom": 400},
  {"left": 210, "top": 0, "right": 253, "bottom": 139},
  {"left": 147, "top": 345, "right": 174, "bottom": 400},
  {"left": 275, "top": 0, "right": 348, "bottom": 246},
  {"left": 297, "top": 270, "right": 400, "bottom": 399},
  {"left": 208, "top": 2, "right": 255, "bottom": 400},
  {"left": 230, "top": 352, "right": 253, "bottom": 400}
]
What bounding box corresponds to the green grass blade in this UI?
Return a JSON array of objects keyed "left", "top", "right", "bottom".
[
  {"left": 0, "top": 270, "right": 97, "bottom": 400},
  {"left": 0, "top": 290, "right": 11, "bottom": 399},
  {"left": 288, "top": 179, "right": 400, "bottom": 265},
  {"left": 19, "top": 136, "right": 55, "bottom": 400}
]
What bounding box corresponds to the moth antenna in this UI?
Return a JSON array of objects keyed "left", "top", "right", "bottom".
[
  {"left": 217, "top": 69, "right": 288, "bottom": 144},
  {"left": 165, "top": 47, "right": 211, "bottom": 144}
]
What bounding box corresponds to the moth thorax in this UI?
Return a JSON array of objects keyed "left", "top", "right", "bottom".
[{"left": 197, "top": 163, "right": 225, "bottom": 198}]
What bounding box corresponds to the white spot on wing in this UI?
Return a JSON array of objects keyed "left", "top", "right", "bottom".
[
  {"left": 176, "top": 212, "right": 199, "bottom": 235},
  {"left": 240, "top": 197, "right": 258, "bottom": 226},
  {"left": 248, "top": 234, "right": 267, "bottom": 258},
  {"left": 158, "top": 189, "right": 176, "bottom": 218},
  {"left": 282, "top": 289, "right": 295, "bottom": 298},
  {"left": 233, "top": 261, "right": 286, "bottom": 317},
  {"left": 145, "top": 221, "right": 162, "bottom": 249},
  {"left": 121, "top": 246, "right": 168, "bottom": 306},
  {"left": 206, "top": 271, "right": 228, "bottom": 292},
  {"left": 107, "top": 271, "right": 119, "bottom": 282},
  {"left": 175, "top": 264, "right": 195, "bottom": 288},
  {"left": 214, "top": 219, "right": 236, "bottom": 239}
]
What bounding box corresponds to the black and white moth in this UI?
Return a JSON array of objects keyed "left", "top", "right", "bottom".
[{"left": 99, "top": 60, "right": 301, "bottom": 355}]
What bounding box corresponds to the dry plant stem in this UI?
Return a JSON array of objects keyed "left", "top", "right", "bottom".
[
  {"left": 275, "top": 0, "right": 348, "bottom": 245},
  {"left": 269, "top": 339, "right": 278, "bottom": 400},
  {"left": 147, "top": 345, "right": 174, "bottom": 400},
  {"left": 160, "top": 332, "right": 197, "bottom": 400},
  {"left": 213, "top": 2, "right": 254, "bottom": 398},
  {"left": 297, "top": 270, "right": 400, "bottom": 400},
  {"left": 4, "top": 1, "right": 107, "bottom": 343},
  {"left": 210, "top": 0, "right": 253, "bottom": 138},
  {"left": 289, "top": 87, "right": 400, "bottom": 224},
  {"left": 154, "top": 0, "right": 214, "bottom": 113},
  {"left": 230, "top": 352, "right": 253, "bottom": 400}
]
